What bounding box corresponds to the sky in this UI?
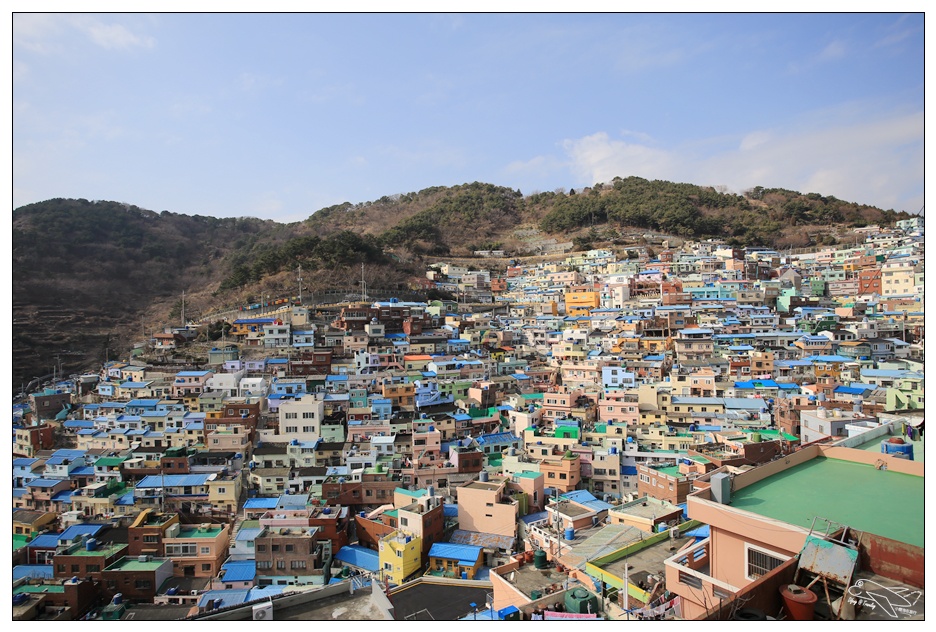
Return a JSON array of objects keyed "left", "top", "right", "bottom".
[{"left": 11, "top": 10, "right": 926, "bottom": 224}]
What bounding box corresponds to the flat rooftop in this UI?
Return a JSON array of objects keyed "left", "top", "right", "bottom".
[
  {"left": 501, "top": 561, "right": 570, "bottom": 598},
  {"left": 274, "top": 587, "right": 392, "bottom": 621},
  {"left": 464, "top": 481, "right": 500, "bottom": 491},
  {"left": 176, "top": 526, "right": 225, "bottom": 538},
  {"left": 730, "top": 457, "right": 924, "bottom": 548},
  {"left": 390, "top": 580, "right": 493, "bottom": 621}
]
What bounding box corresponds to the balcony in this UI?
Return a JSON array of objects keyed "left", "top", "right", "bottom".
[{"left": 664, "top": 538, "right": 739, "bottom": 607}]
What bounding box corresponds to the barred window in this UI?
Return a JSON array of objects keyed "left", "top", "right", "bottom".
[{"left": 746, "top": 545, "right": 787, "bottom": 580}]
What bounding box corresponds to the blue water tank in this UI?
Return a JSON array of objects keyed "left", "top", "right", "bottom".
[
  {"left": 323, "top": 507, "right": 331, "bottom": 514},
  {"left": 13, "top": 593, "right": 29, "bottom": 606},
  {"left": 564, "top": 527, "right": 575, "bottom": 541},
  {"left": 461, "top": 571, "right": 468, "bottom": 579},
  {"left": 429, "top": 425, "right": 435, "bottom": 432},
  {"left": 112, "top": 593, "right": 123, "bottom": 605},
  {"left": 881, "top": 440, "right": 914, "bottom": 460},
  {"left": 85, "top": 538, "right": 97, "bottom": 551},
  {"left": 359, "top": 511, "right": 366, "bottom": 518},
  {"left": 610, "top": 446, "right": 617, "bottom": 455}
]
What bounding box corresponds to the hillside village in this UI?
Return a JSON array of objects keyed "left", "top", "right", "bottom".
[{"left": 12, "top": 217, "right": 924, "bottom": 622}]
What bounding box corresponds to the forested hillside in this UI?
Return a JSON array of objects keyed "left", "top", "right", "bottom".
[{"left": 12, "top": 179, "right": 909, "bottom": 389}]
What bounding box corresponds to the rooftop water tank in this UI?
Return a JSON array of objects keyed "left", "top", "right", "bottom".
[
  {"left": 479, "top": 471, "right": 489, "bottom": 482},
  {"left": 750, "top": 432, "right": 762, "bottom": 443},
  {"left": 564, "top": 588, "right": 599, "bottom": 614},
  {"left": 564, "top": 527, "right": 575, "bottom": 541},
  {"left": 85, "top": 538, "right": 97, "bottom": 551},
  {"left": 533, "top": 550, "right": 548, "bottom": 569},
  {"left": 881, "top": 440, "right": 913, "bottom": 460}
]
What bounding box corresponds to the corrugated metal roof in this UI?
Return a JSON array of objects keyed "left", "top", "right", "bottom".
[
  {"left": 59, "top": 524, "right": 105, "bottom": 541},
  {"left": 236, "top": 527, "right": 263, "bottom": 542},
  {"left": 334, "top": 544, "right": 380, "bottom": 572},
  {"left": 28, "top": 534, "right": 62, "bottom": 548},
  {"left": 220, "top": 560, "right": 256, "bottom": 582},
  {"left": 449, "top": 530, "right": 515, "bottom": 551},
  {"left": 136, "top": 474, "right": 210, "bottom": 488},
  {"left": 428, "top": 542, "right": 483, "bottom": 564}
]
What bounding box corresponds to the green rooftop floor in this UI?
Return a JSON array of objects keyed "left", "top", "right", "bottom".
[{"left": 730, "top": 457, "right": 924, "bottom": 548}]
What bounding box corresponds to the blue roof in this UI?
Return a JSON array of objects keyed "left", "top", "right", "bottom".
[
  {"left": 244, "top": 497, "right": 280, "bottom": 510},
  {"left": 236, "top": 527, "right": 264, "bottom": 542},
  {"left": 13, "top": 488, "right": 26, "bottom": 498},
  {"left": 59, "top": 524, "right": 105, "bottom": 541},
  {"left": 115, "top": 492, "right": 136, "bottom": 506},
  {"left": 520, "top": 511, "right": 549, "bottom": 525},
  {"left": 13, "top": 565, "right": 55, "bottom": 581},
  {"left": 476, "top": 432, "right": 519, "bottom": 445},
  {"left": 428, "top": 542, "right": 483, "bottom": 565},
  {"left": 136, "top": 474, "right": 210, "bottom": 488},
  {"left": 560, "top": 490, "right": 614, "bottom": 512},
  {"left": 334, "top": 544, "right": 380, "bottom": 572},
  {"left": 29, "top": 534, "right": 62, "bottom": 548},
  {"left": 71, "top": 466, "right": 95, "bottom": 476},
  {"left": 27, "top": 478, "right": 63, "bottom": 488},
  {"left": 621, "top": 465, "right": 638, "bottom": 476},
  {"left": 198, "top": 589, "right": 250, "bottom": 609},
  {"left": 51, "top": 490, "right": 73, "bottom": 503},
  {"left": 64, "top": 420, "right": 95, "bottom": 429},
  {"left": 219, "top": 560, "right": 256, "bottom": 582},
  {"left": 13, "top": 458, "right": 38, "bottom": 467},
  {"left": 443, "top": 504, "right": 458, "bottom": 518}
]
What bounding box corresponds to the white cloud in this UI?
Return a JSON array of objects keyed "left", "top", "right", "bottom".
[
  {"left": 818, "top": 39, "right": 847, "bottom": 61},
  {"left": 557, "top": 109, "right": 923, "bottom": 213},
  {"left": 739, "top": 131, "right": 771, "bottom": 151},
  {"left": 561, "top": 132, "right": 676, "bottom": 186},
  {"left": 13, "top": 14, "right": 155, "bottom": 53},
  {"left": 81, "top": 19, "right": 155, "bottom": 50}
]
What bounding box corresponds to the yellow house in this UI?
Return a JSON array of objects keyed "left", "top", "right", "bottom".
[
  {"left": 565, "top": 290, "right": 600, "bottom": 317},
  {"left": 379, "top": 530, "right": 423, "bottom": 585}
]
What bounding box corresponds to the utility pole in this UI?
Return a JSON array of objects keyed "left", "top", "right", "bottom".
[
  {"left": 181, "top": 290, "right": 186, "bottom": 327},
  {"left": 298, "top": 265, "right": 303, "bottom": 306}
]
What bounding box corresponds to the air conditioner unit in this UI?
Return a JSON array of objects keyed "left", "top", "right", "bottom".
[{"left": 252, "top": 602, "right": 273, "bottom": 620}]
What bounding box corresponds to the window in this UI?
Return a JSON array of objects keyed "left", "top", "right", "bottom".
[
  {"left": 286, "top": 544, "right": 294, "bottom": 552},
  {"left": 200, "top": 546, "right": 210, "bottom": 555},
  {"left": 218, "top": 487, "right": 226, "bottom": 494},
  {"left": 272, "top": 545, "right": 280, "bottom": 552},
  {"left": 302, "top": 426, "right": 314, "bottom": 433},
  {"left": 135, "top": 579, "right": 153, "bottom": 590},
  {"left": 202, "top": 563, "right": 212, "bottom": 572},
  {"left": 302, "top": 412, "right": 315, "bottom": 419},
  {"left": 746, "top": 544, "right": 789, "bottom": 580},
  {"left": 257, "top": 544, "right": 266, "bottom": 552},
  {"left": 285, "top": 426, "right": 298, "bottom": 433},
  {"left": 285, "top": 412, "right": 298, "bottom": 419},
  {"left": 291, "top": 560, "right": 306, "bottom": 570},
  {"left": 276, "top": 560, "right": 286, "bottom": 570},
  {"left": 257, "top": 561, "right": 272, "bottom": 570},
  {"left": 143, "top": 535, "right": 159, "bottom": 543}
]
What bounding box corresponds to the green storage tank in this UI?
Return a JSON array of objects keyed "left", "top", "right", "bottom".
[
  {"left": 533, "top": 550, "right": 548, "bottom": 569},
  {"left": 564, "top": 588, "right": 599, "bottom": 614}
]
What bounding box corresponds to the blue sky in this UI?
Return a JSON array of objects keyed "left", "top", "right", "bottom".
[{"left": 12, "top": 12, "right": 925, "bottom": 223}]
